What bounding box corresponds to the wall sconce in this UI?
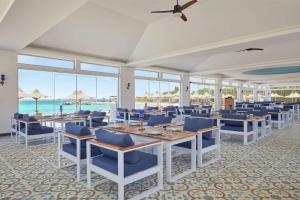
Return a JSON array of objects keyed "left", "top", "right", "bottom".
[
  {"left": 241, "top": 90, "right": 244, "bottom": 94},
  {"left": 0, "top": 74, "right": 5, "bottom": 86},
  {"left": 126, "top": 83, "right": 131, "bottom": 90},
  {"left": 186, "top": 86, "right": 189, "bottom": 92},
  {"left": 219, "top": 88, "right": 222, "bottom": 93}
]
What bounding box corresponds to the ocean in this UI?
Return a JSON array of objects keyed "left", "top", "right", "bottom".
[{"left": 19, "top": 99, "right": 115, "bottom": 115}]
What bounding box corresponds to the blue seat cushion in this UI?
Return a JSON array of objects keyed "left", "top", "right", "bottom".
[
  {"left": 176, "top": 138, "right": 215, "bottom": 149},
  {"left": 248, "top": 110, "right": 266, "bottom": 116},
  {"left": 95, "top": 129, "right": 139, "bottom": 164},
  {"left": 223, "top": 120, "right": 243, "bottom": 127},
  {"left": 147, "top": 115, "right": 172, "bottom": 126},
  {"left": 63, "top": 143, "right": 102, "bottom": 159},
  {"left": 65, "top": 123, "right": 91, "bottom": 147},
  {"left": 221, "top": 125, "right": 253, "bottom": 132},
  {"left": 20, "top": 126, "right": 53, "bottom": 135},
  {"left": 92, "top": 151, "right": 157, "bottom": 177},
  {"left": 14, "top": 112, "right": 24, "bottom": 119}
]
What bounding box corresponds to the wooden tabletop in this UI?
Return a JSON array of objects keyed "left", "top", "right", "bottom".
[{"left": 104, "top": 125, "right": 197, "bottom": 141}]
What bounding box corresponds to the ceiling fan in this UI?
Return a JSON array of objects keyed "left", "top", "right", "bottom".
[{"left": 151, "top": 0, "right": 198, "bottom": 22}]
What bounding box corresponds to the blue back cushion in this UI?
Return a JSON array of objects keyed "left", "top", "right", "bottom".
[
  {"left": 248, "top": 110, "right": 266, "bottom": 116},
  {"left": 65, "top": 123, "right": 91, "bottom": 146},
  {"left": 184, "top": 117, "right": 213, "bottom": 132},
  {"left": 23, "top": 115, "right": 41, "bottom": 130},
  {"left": 148, "top": 106, "right": 158, "bottom": 111},
  {"left": 219, "top": 109, "right": 237, "bottom": 114},
  {"left": 95, "top": 129, "right": 140, "bottom": 164},
  {"left": 148, "top": 115, "right": 172, "bottom": 126},
  {"left": 91, "top": 111, "right": 106, "bottom": 123},
  {"left": 14, "top": 112, "right": 24, "bottom": 119},
  {"left": 190, "top": 112, "right": 210, "bottom": 118},
  {"left": 78, "top": 110, "right": 90, "bottom": 115},
  {"left": 222, "top": 113, "right": 247, "bottom": 120}
]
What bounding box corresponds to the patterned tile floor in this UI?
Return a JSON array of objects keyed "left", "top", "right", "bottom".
[{"left": 0, "top": 123, "right": 300, "bottom": 199}]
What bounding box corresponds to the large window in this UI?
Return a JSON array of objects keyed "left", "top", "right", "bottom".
[
  {"left": 243, "top": 88, "right": 254, "bottom": 102},
  {"left": 271, "top": 86, "right": 300, "bottom": 103},
  {"left": 134, "top": 70, "right": 158, "bottom": 78},
  {"left": 18, "top": 55, "right": 74, "bottom": 69},
  {"left": 18, "top": 69, "right": 118, "bottom": 115},
  {"left": 190, "top": 83, "right": 215, "bottom": 106},
  {"left": 135, "top": 80, "right": 180, "bottom": 108}
]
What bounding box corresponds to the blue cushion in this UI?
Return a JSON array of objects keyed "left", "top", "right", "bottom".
[
  {"left": 176, "top": 138, "right": 215, "bottom": 149},
  {"left": 14, "top": 112, "right": 24, "bottom": 119},
  {"left": 222, "top": 113, "right": 247, "bottom": 120},
  {"left": 221, "top": 125, "right": 253, "bottom": 132},
  {"left": 89, "top": 121, "right": 108, "bottom": 127},
  {"left": 95, "top": 129, "right": 139, "bottom": 164},
  {"left": 248, "top": 110, "right": 266, "bottom": 116},
  {"left": 148, "top": 106, "right": 158, "bottom": 111},
  {"left": 147, "top": 115, "right": 172, "bottom": 126},
  {"left": 219, "top": 109, "right": 237, "bottom": 114},
  {"left": 162, "top": 106, "right": 175, "bottom": 112},
  {"left": 78, "top": 110, "right": 90, "bottom": 115},
  {"left": 223, "top": 120, "right": 243, "bottom": 127},
  {"left": 22, "top": 116, "right": 41, "bottom": 130},
  {"left": 190, "top": 112, "right": 210, "bottom": 118},
  {"left": 65, "top": 123, "right": 91, "bottom": 147},
  {"left": 92, "top": 151, "right": 157, "bottom": 177},
  {"left": 20, "top": 126, "right": 53, "bottom": 135},
  {"left": 183, "top": 117, "right": 214, "bottom": 132},
  {"left": 63, "top": 143, "right": 102, "bottom": 159}
]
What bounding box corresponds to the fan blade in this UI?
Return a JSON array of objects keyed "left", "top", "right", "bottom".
[
  {"left": 181, "top": 13, "right": 187, "bottom": 21},
  {"left": 151, "top": 10, "right": 174, "bottom": 13},
  {"left": 181, "top": 0, "right": 197, "bottom": 11}
]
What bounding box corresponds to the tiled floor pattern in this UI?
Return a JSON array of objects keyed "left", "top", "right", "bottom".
[{"left": 0, "top": 124, "right": 300, "bottom": 199}]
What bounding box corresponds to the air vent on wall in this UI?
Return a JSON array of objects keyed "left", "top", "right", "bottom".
[{"left": 237, "top": 48, "right": 264, "bottom": 52}]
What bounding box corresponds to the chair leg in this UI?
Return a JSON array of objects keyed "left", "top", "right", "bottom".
[
  {"left": 243, "top": 135, "right": 247, "bottom": 145},
  {"left": 25, "top": 136, "right": 28, "bottom": 148},
  {"left": 118, "top": 182, "right": 124, "bottom": 200}
]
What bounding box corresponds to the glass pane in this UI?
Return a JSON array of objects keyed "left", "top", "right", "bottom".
[
  {"left": 222, "top": 81, "right": 229, "bottom": 85},
  {"left": 54, "top": 73, "right": 77, "bottom": 114},
  {"left": 160, "top": 81, "right": 180, "bottom": 106},
  {"left": 134, "top": 70, "right": 158, "bottom": 78},
  {"left": 205, "top": 79, "right": 216, "bottom": 84},
  {"left": 97, "top": 76, "right": 118, "bottom": 111},
  {"left": 190, "top": 83, "right": 214, "bottom": 106},
  {"left": 81, "top": 63, "right": 119, "bottom": 74},
  {"left": 18, "top": 55, "right": 74, "bottom": 69},
  {"left": 18, "top": 69, "right": 54, "bottom": 115},
  {"left": 162, "top": 73, "right": 181, "bottom": 80},
  {"left": 135, "top": 79, "right": 149, "bottom": 109},
  {"left": 243, "top": 89, "right": 254, "bottom": 102},
  {"left": 190, "top": 76, "right": 202, "bottom": 83},
  {"left": 77, "top": 75, "right": 97, "bottom": 111}
]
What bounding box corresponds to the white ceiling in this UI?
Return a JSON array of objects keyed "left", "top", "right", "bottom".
[{"left": 1, "top": 0, "right": 300, "bottom": 84}]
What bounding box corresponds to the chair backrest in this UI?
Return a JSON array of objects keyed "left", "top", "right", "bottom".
[
  {"left": 23, "top": 115, "right": 41, "bottom": 130},
  {"left": 92, "top": 111, "right": 106, "bottom": 117},
  {"left": 221, "top": 113, "right": 247, "bottom": 120},
  {"left": 65, "top": 123, "right": 91, "bottom": 146},
  {"left": 190, "top": 112, "right": 210, "bottom": 118},
  {"left": 248, "top": 110, "right": 266, "bottom": 116},
  {"left": 95, "top": 129, "right": 140, "bottom": 164},
  {"left": 148, "top": 106, "right": 158, "bottom": 111},
  {"left": 163, "top": 106, "right": 175, "bottom": 112},
  {"left": 14, "top": 112, "right": 24, "bottom": 119},
  {"left": 78, "top": 110, "right": 90, "bottom": 115},
  {"left": 219, "top": 109, "right": 237, "bottom": 114},
  {"left": 147, "top": 115, "right": 172, "bottom": 126},
  {"left": 183, "top": 117, "right": 213, "bottom": 132}
]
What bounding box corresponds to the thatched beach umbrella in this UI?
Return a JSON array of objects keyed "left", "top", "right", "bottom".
[
  {"left": 66, "top": 90, "right": 90, "bottom": 110},
  {"left": 30, "top": 89, "right": 48, "bottom": 114},
  {"left": 18, "top": 88, "right": 29, "bottom": 99}
]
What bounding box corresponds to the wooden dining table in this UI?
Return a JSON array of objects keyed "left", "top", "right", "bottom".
[{"left": 104, "top": 124, "right": 197, "bottom": 183}]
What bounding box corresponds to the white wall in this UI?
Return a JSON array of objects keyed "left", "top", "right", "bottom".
[{"left": 0, "top": 50, "right": 17, "bottom": 134}]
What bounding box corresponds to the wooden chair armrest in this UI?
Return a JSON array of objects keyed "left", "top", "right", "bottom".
[
  {"left": 197, "top": 126, "right": 219, "bottom": 133},
  {"left": 62, "top": 132, "right": 95, "bottom": 140},
  {"left": 88, "top": 139, "right": 162, "bottom": 153}
]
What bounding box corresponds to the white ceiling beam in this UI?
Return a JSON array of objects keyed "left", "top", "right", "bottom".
[
  {"left": 126, "top": 25, "right": 300, "bottom": 68},
  {"left": 0, "top": 0, "right": 15, "bottom": 23}
]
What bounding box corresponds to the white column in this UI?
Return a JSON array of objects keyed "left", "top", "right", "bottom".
[
  {"left": 237, "top": 81, "right": 243, "bottom": 102},
  {"left": 0, "top": 50, "right": 18, "bottom": 134},
  {"left": 265, "top": 87, "right": 271, "bottom": 101},
  {"left": 119, "top": 67, "right": 135, "bottom": 109},
  {"left": 253, "top": 85, "right": 258, "bottom": 102},
  {"left": 215, "top": 78, "right": 222, "bottom": 110},
  {"left": 181, "top": 74, "right": 190, "bottom": 106}
]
